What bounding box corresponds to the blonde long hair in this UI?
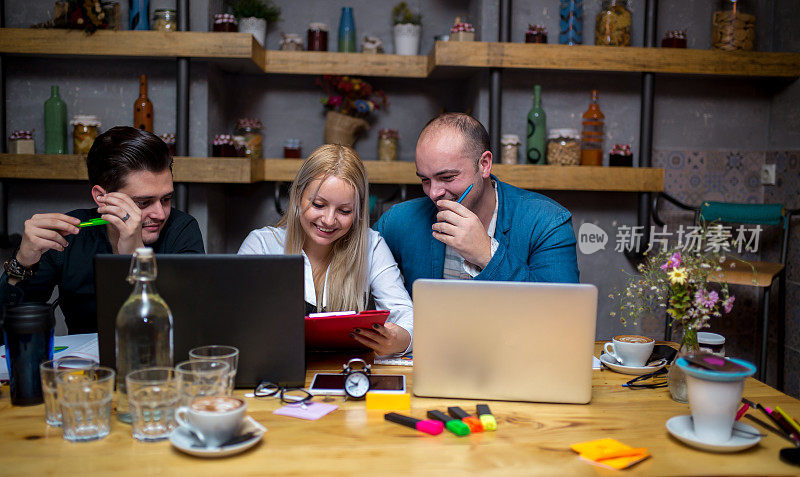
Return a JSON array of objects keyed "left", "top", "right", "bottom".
[{"left": 278, "top": 144, "right": 370, "bottom": 312}]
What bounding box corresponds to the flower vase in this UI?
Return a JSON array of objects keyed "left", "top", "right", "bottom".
[
  {"left": 324, "top": 111, "right": 369, "bottom": 147},
  {"left": 667, "top": 327, "right": 699, "bottom": 403}
]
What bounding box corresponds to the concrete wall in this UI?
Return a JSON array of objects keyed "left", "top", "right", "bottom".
[{"left": 3, "top": 1, "right": 799, "bottom": 393}]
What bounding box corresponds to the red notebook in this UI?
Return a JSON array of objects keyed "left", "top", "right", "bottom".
[{"left": 305, "top": 310, "right": 390, "bottom": 349}]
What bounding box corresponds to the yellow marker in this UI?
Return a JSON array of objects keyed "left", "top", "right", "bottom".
[
  {"left": 775, "top": 406, "right": 800, "bottom": 434},
  {"left": 366, "top": 392, "right": 411, "bottom": 411},
  {"left": 476, "top": 404, "right": 497, "bottom": 431}
]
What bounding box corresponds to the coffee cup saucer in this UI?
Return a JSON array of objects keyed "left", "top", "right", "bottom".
[
  {"left": 599, "top": 353, "right": 667, "bottom": 375},
  {"left": 666, "top": 415, "right": 761, "bottom": 453},
  {"left": 170, "top": 415, "right": 267, "bottom": 458}
]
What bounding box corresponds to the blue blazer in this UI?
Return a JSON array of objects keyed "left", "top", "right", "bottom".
[{"left": 373, "top": 177, "right": 580, "bottom": 296}]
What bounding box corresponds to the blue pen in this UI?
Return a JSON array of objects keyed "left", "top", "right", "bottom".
[{"left": 456, "top": 184, "right": 473, "bottom": 204}]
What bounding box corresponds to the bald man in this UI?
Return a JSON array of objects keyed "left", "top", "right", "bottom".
[{"left": 373, "top": 113, "right": 579, "bottom": 295}]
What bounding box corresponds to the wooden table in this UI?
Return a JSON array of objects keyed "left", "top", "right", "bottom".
[{"left": 2, "top": 344, "right": 799, "bottom": 476}]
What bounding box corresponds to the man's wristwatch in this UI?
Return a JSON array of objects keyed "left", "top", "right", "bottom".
[{"left": 4, "top": 255, "right": 38, "bottom": 281}]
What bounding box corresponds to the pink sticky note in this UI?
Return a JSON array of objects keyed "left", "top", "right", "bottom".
[{"left": 273, "top": 402, "right": 338, "bottom": 420}]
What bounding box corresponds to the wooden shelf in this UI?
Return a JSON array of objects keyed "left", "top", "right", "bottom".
[
  {"left": 264, "top": 50, "right": 431, "bottom": 78},
  {"left": 0, "top": 29, "right": 264, "bottom": 66},
  {"left": 3, "top": 29, "right": 797, "bottom": 78},
  {"left": 434, "top": 41, "right": 800, "bottom": 77},
  {"left": 1, "top": 154, "right": 663, "bottom": 192}
]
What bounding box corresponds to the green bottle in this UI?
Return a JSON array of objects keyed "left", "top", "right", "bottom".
[
  {"left": 526, "top": 85, "right": 547, "bottom": 164},
  {"left": 44, "top": 85, "right": 67, "bottom": 154}
]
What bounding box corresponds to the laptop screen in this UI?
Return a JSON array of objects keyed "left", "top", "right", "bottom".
[{"left": 95, "top": 254, "right": 306, "bottom": 387}]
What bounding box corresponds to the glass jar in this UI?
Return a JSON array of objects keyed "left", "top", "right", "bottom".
[
  {"left": 559, "top": 0, "right": 583, "bottom": 45},
  {"left": 500, "top": 134, "right": 520, "bottom": 165},
  {"left": 236, "top": 118, "right": 263, "bottom": 159},
  {"left": 9, "top": 130, "right": 35, "bottom": 154},
  {"left": 213, "top": 14, "right": 238, "bottom": 33},
  {"left": 70, "top": 115, "right": 101, "bottom": 155},
  {"left": 308, "top": 23, "right": 329, "bottom": 51},
  {"left": 283, "top": 139, "right": 302, "bottom": 158},
  {"left": 280, "top": 33, "right": 304, "bottom": 51},
  {"left": 152, "top": 9, "right": 177, "bottom": 32},
  {"left": 102, "top": 2, "right": 120, "bottom": 30},
  {"left": 160, "top": 133, "right": 176, "bottom": 157},
  {"left": 609, "top": 143, "right": 633, "bottom": 167},
  {"left": 546, "top": 129, "right": 581, "bottom": 166},
  {"left": 212, "top": 135, "right": 237, "bottom": 157},
  {"left": 711, "top": 0, "right": 755, "bottom": 51},
  {"left": 661, "top": 29, "right": 687, "bottom": 48},
  {"left": 525, "top": 24, "right": 548, "bottom": 43},
  {"left": 595, "top": 0, "right": 631, "bottom": 46},
  {"left": 377, "top": 129, "right": 399, "bottom": 162}
]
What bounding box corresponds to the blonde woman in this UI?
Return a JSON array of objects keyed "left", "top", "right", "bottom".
[{"left": 238, "top": 144, "right": 412, "bottom": 355}]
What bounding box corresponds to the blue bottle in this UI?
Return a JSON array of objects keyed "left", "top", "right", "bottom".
[
  {"left": 559, "top": 0, "right": 583, "bottom": 45},
  {"left": 129, "top": 0, "right": 150, "bottom": 30},
  {"left": 338, "top": 7, "right": 356, "bottom": 53}
]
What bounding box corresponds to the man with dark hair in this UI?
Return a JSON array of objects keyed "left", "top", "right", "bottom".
[
  {"left": 374, "top": 113, "right": 579, "bottom": 295},
  {"left": 2, "top": 126, "right": 204, "bottom": 333}
]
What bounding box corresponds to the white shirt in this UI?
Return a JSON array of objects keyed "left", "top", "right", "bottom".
[
  {"left": 444, "top": 180, "right": 500, "bottom": 277},
  {"left": 237, "top": 226, "right": 414, "bottom": 354}
]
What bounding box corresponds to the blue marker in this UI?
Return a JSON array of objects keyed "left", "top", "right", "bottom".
[{"left": 456, "top": 184, "right": 473, "bottom": 204}]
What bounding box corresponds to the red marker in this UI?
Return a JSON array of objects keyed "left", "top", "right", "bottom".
[
  {"left": 384, "top": 412, "right": 444, "bottom": 436},
  {"left": 735, "top": 402, "right": 749, "bottom": 421}
]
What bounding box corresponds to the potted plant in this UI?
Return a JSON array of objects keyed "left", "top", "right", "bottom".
[
  {"left": 317, "top": 75, "right": 388, "bottom": 146},
  {"left": 392, "top": 2, "right": 422, "bottom": 55},
  {"left": 229, "top": 0, "right": 280, "bottom": 46},
  {"left": 612, "top": 225, "right": 744, "bottom": 403}
]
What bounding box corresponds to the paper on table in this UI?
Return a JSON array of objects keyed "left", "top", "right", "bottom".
[
  {"left": 273, "top": 402, "right": 338, "bottom": 420},
  {"left": 0, "top": 333, "right": 99, "bottom": 381},
  {"left": 592, "top": 356, "right": 602, "bottom": 369}
]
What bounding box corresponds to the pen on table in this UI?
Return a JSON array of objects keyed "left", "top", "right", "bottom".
[
  {"left": 78, "top": 218, "right": 110, "bottom": 227},
  {"left": 456, "top": 184, "right": 473, "bottom": 204},
  {"left": 774, "top": 406, "right": 800, "bottom": 435},
  {"left": 743, "top": 398, "right": 800, "bottom": 444},
  {"left": 735, "top": 402, "right": 749, "bottom": 421},
  {"left": 744, "top": 414, "right": 797, "bottom": 445},
  {"left": 384, "top": 413, "right": 444, "bottom": 436},
  {"left": 766, "top": 406, "right": 800, "bottom": 442}
]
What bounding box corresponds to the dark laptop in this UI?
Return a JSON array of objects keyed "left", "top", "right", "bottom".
[{"left": 95, "top": 254, "right": 305, "bottom": 388}]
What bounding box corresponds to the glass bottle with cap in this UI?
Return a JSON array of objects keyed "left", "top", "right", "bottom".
[
  {"left": 115, "top": 247, "right": 173, "bottom": 422},
  {"left": 526, "top": 84, "right": 547, "bottom": 164},
  {"left": 580, "top": 89, "right": 604, "bottom": 166}
]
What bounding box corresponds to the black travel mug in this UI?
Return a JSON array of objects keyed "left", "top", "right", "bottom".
[{"left": 2, "top": 303, "right": 55, "bottom": 405}]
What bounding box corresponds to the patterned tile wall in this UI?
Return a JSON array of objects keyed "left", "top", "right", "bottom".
[{"left": 653, "top": 149, "right": 800, "bottom": 396}]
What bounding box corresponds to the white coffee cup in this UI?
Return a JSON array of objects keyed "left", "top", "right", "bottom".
[
  {"left": 678, "top": 356, "right": 756, "bottom": 444},
  {"left": 175, "top": 396, "right": 246, "bottom": 447},
  {"left": 604, "top": 335, "right": 655, "bottom": 367}
]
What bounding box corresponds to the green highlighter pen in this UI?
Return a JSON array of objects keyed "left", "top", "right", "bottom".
[
  {"left": 78, "top": 218, "right": 110, "bottom": 228},
  {"left": 427, "top": 410, "right": 470, "bottom": 436}
]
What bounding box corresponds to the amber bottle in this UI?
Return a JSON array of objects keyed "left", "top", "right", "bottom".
[
  {"left": 134, "top": 74, "right": 153, "bottom": 132},
  {"left": 580, "top": 89, "right": 605, "bottom": 166}
]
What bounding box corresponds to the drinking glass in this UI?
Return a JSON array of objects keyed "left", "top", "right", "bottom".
[
  {"left": 126, "top": 367, "right": 179, "bottom": 441},
  {"left": 40, "top": 357, "right": 97, "bottom": 426},
  {"left": 175, "top": 360, "right": 230, "bottom": 406},
  {"left": 56, "top": 366, "right": 115, "bottom": 442},
  {"left": 189, "top": 345, "right": 239, "bottom": 393}
]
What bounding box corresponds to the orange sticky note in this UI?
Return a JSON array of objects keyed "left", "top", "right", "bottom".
[{"left": 571, "top": 438, "right": 650, "bottom": 470}]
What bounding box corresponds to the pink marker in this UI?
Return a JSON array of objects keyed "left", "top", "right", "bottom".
[{"left": 385, "top": 412, "right": 444, "bottom": 436}]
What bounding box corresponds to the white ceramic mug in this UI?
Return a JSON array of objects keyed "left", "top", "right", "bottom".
[
  {"left": 175, "top": 396, "right": 246, "bottom": 447},
  {"left": 679, "top": 356, "right": 756, "bottom": 445},
  {"left": 604, "top": 335, "right": 655, "bottom": 367}
]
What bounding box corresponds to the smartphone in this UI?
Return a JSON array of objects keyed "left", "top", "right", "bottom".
[
  {"left": 650, "top": 344, "right": 677, "bottom": 363},
  {"left": 309, "top": 373, "right": 406, "bottom": 395}
]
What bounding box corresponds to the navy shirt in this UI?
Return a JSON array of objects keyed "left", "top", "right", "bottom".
[{"left": 1, "top": 208, "right": 204, "bottom": 333}]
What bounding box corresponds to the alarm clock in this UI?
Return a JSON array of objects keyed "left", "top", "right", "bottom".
[{"left": 342, "top": 358, "right": 371, "bottom": 400}]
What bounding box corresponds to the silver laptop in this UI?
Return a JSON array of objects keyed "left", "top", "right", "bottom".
[{"left": 412, "top": 280, "right": 598, "bottom": 404}]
